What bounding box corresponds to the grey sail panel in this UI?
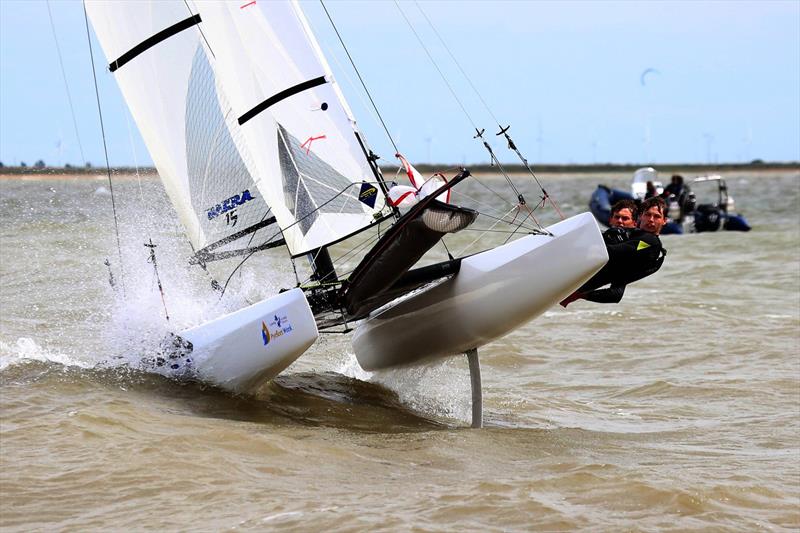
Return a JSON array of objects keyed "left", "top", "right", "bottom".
[
  {"left": 192, "top": 1, "right": 387, "bottom": 257},
  {"left": 85, "top": 2, "right": 277, "bottom": 256},
  {"left": 276, "top": 124, "right": 363, "bottom": 237},
  {"left": 186, "top": 46, "right": 276, "bottom": 257}
]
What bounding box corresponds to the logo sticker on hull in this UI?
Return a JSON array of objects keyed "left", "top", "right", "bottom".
[
  {"left": 261, "top": 321, "right": 271, "bottom": 345},
  {"left": 261, "top": 312, "right": 293, "bottom": 347}
]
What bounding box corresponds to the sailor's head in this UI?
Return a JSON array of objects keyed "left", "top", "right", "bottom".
[
  {"left": 671, "top": 174, "right": 683, "bottom": 185},
  {"left": 609, "top": 199, "right": 637, "bottom": 228},
  {"left": 638, "top": 197, "right": 667, "bottom": 235}
]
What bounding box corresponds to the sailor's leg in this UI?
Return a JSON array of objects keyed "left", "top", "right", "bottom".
[{"left": 466, "top": 348, "right": 482, "bottom": 428}]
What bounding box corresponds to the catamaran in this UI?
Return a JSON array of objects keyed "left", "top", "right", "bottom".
[{"left": 84, "top": 0, "right": 607, "bottom": 427}]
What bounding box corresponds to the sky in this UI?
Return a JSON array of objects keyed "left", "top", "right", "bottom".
[{"left": 1, "top": 0, "right": 798, "bottom": 168}]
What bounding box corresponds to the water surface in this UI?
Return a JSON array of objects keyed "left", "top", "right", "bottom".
[{"left": 1, "top": 170, "right": 798, "bottom": 531}]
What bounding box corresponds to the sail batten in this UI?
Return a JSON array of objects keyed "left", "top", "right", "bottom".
[
  {"left": 238, "top": 76, "right": 328, "bottom": 125},
  {"left": 86, "top": 1, "right": 276, "bottom": 257},
  {"left": 193, "top": 0, "right": 386, "bottom": 256},
  {"left": 109, "top": 14, "right": 202, "bottom": 72},
  {"left": 88, "top": 0, "right": 387, "bottom": 264}
]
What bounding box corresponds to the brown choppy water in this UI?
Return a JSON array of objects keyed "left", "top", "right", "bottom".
[{"left": 1, "top": 171, "right": 798, "bottom": 531}]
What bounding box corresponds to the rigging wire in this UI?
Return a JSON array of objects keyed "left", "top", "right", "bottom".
[
  {"left": 391, "top": 0, "right": 523, "bottom": 207},
  {"left": 145, "top": 239, "right": 170, "bottom": 321},
  {"left": 216, "top": 180, "right": 384, "bottom": 299},
  {"left": 456, "top": 206, "right": 518, "bottom": 256},
  {"left": 46, "top": 0, "right": 86, "bottom": 166},
  {"left": 183, "top": 0, "right": 214, "bottom": 58},
  {"left": 122, "top": 95, "right": 177, "bottom": 317},
  {"left": 121, "top": 103, "right": 148, "bottom": 211},
  {"left": 450, "top": 186, "right": 517, "bottom": 221},
  {"left": 319, "top": 0, "right": 399, "bottom": 156},
  {"left": 305, "top": 17, "right": 395, "bottom": 154},
  {"left": 413, "top": 0, "right": 565, "bottom": 220},
  {"left": 503, "top": 208, "right": 536, "bottom": 245},
  {"left": 461, "top": 226, "right": 546, "bottom": 235},
  {"left": 461, "top": 207, "right": 539, "bottom": 233},
  {"left": 311, "top": 231, "right": 382, "bottom": 285},
  {"left": 83, "top": 1, "right": 126, "bottom": 296}
]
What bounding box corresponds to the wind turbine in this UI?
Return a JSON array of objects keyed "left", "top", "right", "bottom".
[
  {"left": 640, "top": 68, "right": 660, "bottom": 163},
  {"left": 703, "top": 133, "right": 715, "bottom": 163},
  {"left": 536, "top": 118, "right": 544, "bottom": 163}
]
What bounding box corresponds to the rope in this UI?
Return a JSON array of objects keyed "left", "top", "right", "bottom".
[
  {"left": 413, "top": 1, "right": 564, "bottom": 220},
  {"left": 83, "top": 1, "right": 126, "bottom": 296},
  {"left": 320, "top": 0, "right": 399, "bottom": 155},
  {"left": 216, "top": 180, "right": 382, "bottom": 299},
  {"left": 183, "top": 0, "right": 214, "bottom": 58},
  {"left": 456, "top": 206, "right": 517, "bottom": 256},
  {"left": 392, "top": 1, "right": 525, "bottom": 208},
  {"left": 47, "top": 0, "right": 86, "bottom": 166}
]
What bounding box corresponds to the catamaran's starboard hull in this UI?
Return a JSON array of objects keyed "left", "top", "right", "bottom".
[
  {"left": 352, "top": 212, "right": 607, "bottom": 371},
  {"left": 180, "top": 288, "right": 318, "bottom": 392}
]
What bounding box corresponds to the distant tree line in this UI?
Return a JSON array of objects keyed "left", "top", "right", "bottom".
[{"left": 0, "top": 159, "right": 797, "bottom": 175}]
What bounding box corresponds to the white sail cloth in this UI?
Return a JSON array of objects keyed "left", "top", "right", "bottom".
[
  {"left": 85, "top": 1, "right": 273, "bottom": 253},
  {"left": 193, "top": 1, "right": 385, "bottom": 256},
  {"left": 87, "top": 0, "right": 385, "bottom": 258}
]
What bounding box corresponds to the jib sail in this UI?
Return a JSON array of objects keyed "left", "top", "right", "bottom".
[{"left": 192, "top": 1, "right": 387, "bottom": 257}]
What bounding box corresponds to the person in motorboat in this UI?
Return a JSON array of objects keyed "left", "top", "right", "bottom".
[
  {"left": 645, "top": 181, "right": 658, "bottom": 199},
  {"left": 662, "top": 174, "right": 688, "bottom": 199},
  {"left": 560, "top": 196, "right": 667, "bottom": 306},
  {"left": 661, "top": 174, "right": 691, "bottom": 220}
]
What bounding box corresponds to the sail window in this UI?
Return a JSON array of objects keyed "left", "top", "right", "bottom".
[
  {"left": 185, "top": 45, "right": 273, "bottom": 252},
  {"left": 277, "top": 124, "right": 363, "bottom": 235}
]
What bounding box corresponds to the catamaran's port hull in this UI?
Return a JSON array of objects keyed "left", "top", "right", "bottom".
[
  {"left": 352, "top": 212, "right": 608, "bottom": 371},
  {"left": 179, "top": 288, "right": 318, "bottom": 392}
]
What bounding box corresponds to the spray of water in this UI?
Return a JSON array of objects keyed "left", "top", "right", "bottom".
[
  {"left": 0, "top": 338, "right": 90, "bottom": 372},
  {"left": 334, "top": 350, "right": 472, "bottom": 424}
]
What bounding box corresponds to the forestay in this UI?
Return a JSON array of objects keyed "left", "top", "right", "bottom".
[
  {"left": 85, "top": 1, "right": 277, "bottom": 260},
  {"left": 194, "top": 0, "right": 387, "bottom": 257}
]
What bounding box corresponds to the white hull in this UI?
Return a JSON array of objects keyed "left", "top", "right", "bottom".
[
  {"left": 352, "top": 212, "right": 607, "bottom": 371},
  {"left": 179, "top": 288, "right": 318, "bottom": 393}
]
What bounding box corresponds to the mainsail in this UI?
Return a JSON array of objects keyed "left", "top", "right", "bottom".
[
  {"left": 191, "top": 1, "right": 387, "bottom": 257},
  {"left": 86, "top": 0, "right": 385, "bottom": 264},
  {"left": 85, "top": 2, "right": 277, "bottom": 261}
]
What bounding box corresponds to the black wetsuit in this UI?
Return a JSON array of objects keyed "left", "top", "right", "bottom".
[{"left": 579, "top": 227, "right": 666, "bottom": 303}]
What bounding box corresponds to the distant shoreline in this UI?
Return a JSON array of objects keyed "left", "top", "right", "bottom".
[{"left": 0, "top": 161, "right": 797, "bottom": 179}]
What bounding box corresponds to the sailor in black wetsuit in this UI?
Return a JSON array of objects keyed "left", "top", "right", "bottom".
[{"left": 561, "top": 196, "right": 667, "bottom": 306}]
